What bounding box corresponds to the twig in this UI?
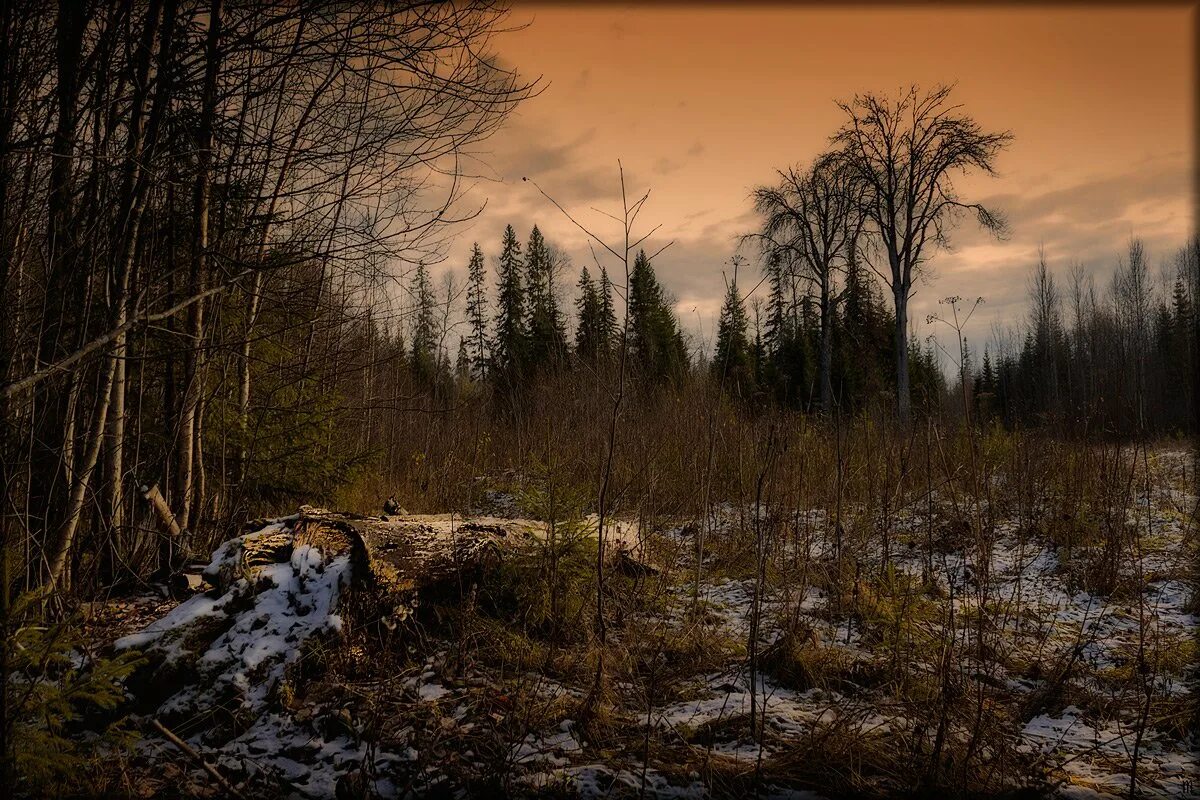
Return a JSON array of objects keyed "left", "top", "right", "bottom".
[{"left": 150, "top": 718, "right": 246, "bottom": 799}]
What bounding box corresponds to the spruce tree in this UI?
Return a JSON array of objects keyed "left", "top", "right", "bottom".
[
  {"left": 760, "top": 253, "right": 798, "bottom": 401},
  {"left": 976, "top": 348, "right": 997, "bottom": 422},
  {"left": 574, "top": 266, "right": 604, "bottom": 363},
  {"left": 908, "top": 336, "right": 946, "bottom": 413},
  {"left": 525, "top": 226, "right": 567, "bottom": 372},
  {"left": 410, "top": 262, "right": 437, "bottom": 384},
  {"left": 752, "top": 300, "right": 766, "bottom": 389},
  {"left": 763, "top": 253, "right": 788, "bottom": 361},
  {"left": 599, "top": 267, "right": 618, "bottom": 356},
  {"left": 628, "top": 250, "right": 686, "bottom": 379},
  {"left": 492, "top": 225, "right": 526, "bottom": 383},
  {"left": 465, "top": 242, "right": 489, "bottom": 379},
  {"left": 834, "top": 251, "right": 892, "bottom": 411},
  {"left": 713, "top": 278, "right": 754, "bottom": 396},
  {"left": 1168, "top": 276, "right": 1193, "bottom": 429}
]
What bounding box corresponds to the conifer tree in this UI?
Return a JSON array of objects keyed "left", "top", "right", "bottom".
[
  {"left": 834, "top": 249, "right": 892, "bottom": 411},
  {"left": 713, "top": 278, "right": 754, "bottom": 396},
  {"left": 763, "top": 253, "right": 788, "bottom": 361},
  {"left": 628, "top": 250, "right": 687, "bottom": 379},
  {"left": 465, "top": 242, "right": 489, "bottom": 379},
  {"left": 492, "top": 225, "right": 526, "bottom": 382},
  {"left": 1168, "top": 274, "right": 1193, "bottom": 429},
  {"left": 760, "top": 252, "right": 803, "bottom": 402},
  {"left": 1171, "top": 276, "right": 1192, "bottom": 325},
  {"left": 410, "top": 262, "right": 437, "bottom": 384},
  {"left": 575, "top": 266, "right": 605, "bottom": 363},
  {"left": 981, "top": 349, "right": 996, "bottom": 393},
  {"left": 975, "top": 348, "right": 997, "bottom": 422},
  {"left": 908, "top": 336, "right": 947, "bottom": 413},
  {"left": 599, "top": 267, "right": 618, "bottom": 356},
  {"left": 525, "top": 226, "right": 567, "bottom": 371}
]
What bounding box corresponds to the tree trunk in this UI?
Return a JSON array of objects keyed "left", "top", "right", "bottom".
[
  {"left": 43, "top": 353, "right": 121, "bottom": 595},
  {"left": 31, "top": 0, "right": 87, "bottom": 586},
  {"left": 103, "top": 0, "right": 164, "bottom": 583},
  {"left": 177, "top": 0, "right": 222, "bottom": 532},
  {"left": 237, "top": 271, "right": 262, "bottom": 482},
  {"left": 44, "top": 0, "right": 167, "bottom": 594},
  {"left": 102, "top": 337, "right": 127, "bottom": 574},
  {"left": 819, "top": 275, "right": 833, "bottom": 415},
  {"left": 194, "top": 398, "right": 206, "bottom": 525},
  {"left": 894, "top": 283, "right": 911, "bottom": 427}
]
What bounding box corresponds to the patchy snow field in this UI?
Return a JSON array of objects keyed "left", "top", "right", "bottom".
[{"left": 111, "top": 451, "right": 1197, "bottom": 798}]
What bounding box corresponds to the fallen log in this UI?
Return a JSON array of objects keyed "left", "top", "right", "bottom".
[
  {"left": 116, "top": 507, "right": 537, "bottom": 731},
  {"left": 115, "top": 506, "right": 663, "bottom": 745}
]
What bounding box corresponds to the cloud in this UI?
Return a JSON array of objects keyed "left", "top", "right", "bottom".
[
  {"left": 981, "top": 161, "right": 1188, "bottom": 242},
  {"left": 443, "top": 124, "right": 1189, "bottom": 364},
  {"left": 653, "top": 156, "right": 684, "bottom": 175},
  {"left": 487, "top": 124, "right": 597, "bottom": 182},
  {"left": 911, "top": 156, "right": 1191, "bottom": 345}
]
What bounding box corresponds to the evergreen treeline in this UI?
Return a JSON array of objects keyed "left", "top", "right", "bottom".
[
  {"left": 403, "top": 225, "right": 1193, "bottom": 441},
  {"left": 968, "top": 239, "right": 1199, "bottom": 436},
  {"left": 405, "top": 225, "right": 688, "bottom": 396}
]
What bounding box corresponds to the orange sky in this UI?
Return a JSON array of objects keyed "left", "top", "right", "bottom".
[{"left": 441, "top": 3, "right": 1194, "bottom": 357}]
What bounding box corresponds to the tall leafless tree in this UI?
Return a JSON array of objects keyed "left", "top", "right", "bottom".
[{"left": 832, "top": 84, "right": 1011, "bottom": 425}]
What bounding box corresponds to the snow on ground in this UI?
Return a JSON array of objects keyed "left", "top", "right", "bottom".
[
  {"left": 520, "top": 764, "right": 710, "bottom": 799},
  {"left": 636, "top": 454, "right": 1198, "bottom": 798},
  {"left": 511, "top": 720, "right": 584, "bottom": 767},
  {"left": 112, "top": 451, "right": 1197, "bottom": 798},
  {"left": 1021, "top": 707, "right": 1197, "bottom": 797}
]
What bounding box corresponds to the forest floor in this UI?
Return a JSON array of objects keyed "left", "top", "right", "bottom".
[{"left": 86, "top": 451, "right": 1198, "bottom": 799}]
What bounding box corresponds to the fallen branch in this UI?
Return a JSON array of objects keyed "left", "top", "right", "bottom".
[
  {"left": 141, "top": 483, "right": 182, "bottom": 538},
  {"left": 150, "top": 718, "right": 246, "bottom": 800}
]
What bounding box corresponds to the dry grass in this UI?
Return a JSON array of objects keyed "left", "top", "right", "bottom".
[{"left": 88, "top": 386, "right": 1199, "bottom": 797}]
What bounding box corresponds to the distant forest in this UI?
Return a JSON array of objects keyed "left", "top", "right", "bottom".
[{"left": 399, "top": 225, "right": 1198, "bottom": 439}]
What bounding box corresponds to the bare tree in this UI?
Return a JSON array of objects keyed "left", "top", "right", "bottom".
[
  {"left": 833, "top": 84, "right": 1012, "bottom": 425},
  {"left": 1113, "top": 238, "right": 1153, "bottom": 431},
  {"left": 0, "top": 0, "right": 535, "bottom": 597},
  {"left": 525, "top": 163, "right": 672, "bottom": 712},
  {"left": 176, "top": 0, "right": 223, "bottom": 534},
  {"left": 751, "top": 151, "right": 863, "bottom": 414},
  {"left": 1028, "top": 246, "right": 1063, "bottom": 418}
]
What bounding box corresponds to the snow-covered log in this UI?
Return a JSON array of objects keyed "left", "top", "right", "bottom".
[{"left": 116, "top": 507, "right": 537, "bottom": 728}]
